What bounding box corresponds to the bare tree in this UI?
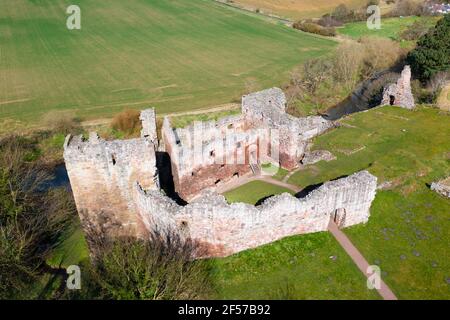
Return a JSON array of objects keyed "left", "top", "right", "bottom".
[{"left": 0, "top": 136, "right": 73, "bottom": 298}]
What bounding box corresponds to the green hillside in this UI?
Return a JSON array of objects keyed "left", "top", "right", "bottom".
[{"left": 0, "top": 0, "right": 335, "bottom": 125}]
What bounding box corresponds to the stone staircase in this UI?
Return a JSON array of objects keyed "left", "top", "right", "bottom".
[{"left": 250, "top": 163, "right": 261, "bottom": 175}]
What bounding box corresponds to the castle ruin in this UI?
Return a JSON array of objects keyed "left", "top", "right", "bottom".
[
  {"left": 64, "top": 88, "right": 378, "bottom": 258},
  {"left": 162, "top": 88, "right": 333, "bottom": 199},
  {"left": 381, "top": 65, "right": 415, "bottom": 110}
]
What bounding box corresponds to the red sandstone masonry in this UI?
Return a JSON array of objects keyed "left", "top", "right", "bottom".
[
  {"left": 163, "top": 88, "right": 334, "bottom": 200},
  {"left": 63, "top": 89, "right": 376, "bottom": 259},
  {"left": 136, "top": 170, "right": 377, "bottom": 258}
]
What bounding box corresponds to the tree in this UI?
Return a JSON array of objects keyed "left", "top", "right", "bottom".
[
  {"left": 332, "top": 4, "right": 350, "bottom": 21},
  {"left": 75, "top": 234, "right": 214, "bottom": 300},
  {"left": 399, "top": 20, "right": 432, "bottom": 41},
  {"left": 0, "top": 136, "right": 73, "bottom": 299},
  {"left": 367, "top": 0, "right": 380, "bottom": 6},
  {"left": 392, "top": 0, "right": 421, "bottom": 16},
  {"left": 407, "top": 14, "right": 450, "bottom": 82}
]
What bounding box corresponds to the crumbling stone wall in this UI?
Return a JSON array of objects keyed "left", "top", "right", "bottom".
[
  {"left": 136, "top": 170, "right": 377, "bottom": 258},
  {"left": 64, "top": 103, "right": 377, "bottom": 258},
  {"left": 140, "top": 108, "right": 158, "bottom": 143},
  {"left": 431, "top": 177, "right": 450, "bottom": 198},
  {"left": 64, "top": 112, "right": 159, "bottom": 239},
  {"left": 163, "top": 88, "right": 334, "bottom": 200},
  {"left": 242, "top": 88, "right": 333, "bottom": 169},
  {"left": 161, "top": 114, "right": 258, "bottom": 200},
  {"left": 381, "top": 66, "right": 415, "bottom": 109}
]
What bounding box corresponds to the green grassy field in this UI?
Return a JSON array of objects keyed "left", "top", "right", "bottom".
[
  {"left": 48, "top": 221, "right": 89, "bottom": 269},
  {"left": 0, "top": 0, "right": 335, "bottom": 127},
  {"left": 224, "top": 180, "right": 293, "bottom": 204},
  {"left": 338, "top": 16, "right": 439, "bottom": 41},
  {"left": 212, "top": 232, "right": 380, "bottom": 299},
  {"left": 287, "top": 105, "right": 450, "bottom": 299}
]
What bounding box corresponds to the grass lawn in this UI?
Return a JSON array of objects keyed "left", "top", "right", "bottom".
[
  {"left": 288, "top": 105, "right": 450, "bottom": 299},
  {"left": 48, "top": 221, "right": 89, "bottom": 269},
  {"left": 212, "top": 232, "right": 381, "bottom": 299},
  {"left": 338, "top": 16, "right": 439, "bottom": 42},
  {"left": 223, "top": 180, "right": 293, "bottom": 205},
  {"left": 0, "top": 0, "right": 335, "bottom": 126},
  {"left": 261, "top": 163, "right": 290, "bottom": 180}
]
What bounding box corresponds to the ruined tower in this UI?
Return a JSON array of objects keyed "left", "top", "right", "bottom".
[
  {"left": 381, "top": 65, "right": 415, "bottom": 109},
  {"left": 64, "top": 109, "right": 159, "bottom": 239}
]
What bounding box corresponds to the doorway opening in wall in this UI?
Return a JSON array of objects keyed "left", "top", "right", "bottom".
[
  {"left": 333, "top": 208, "right": 347, "bottom": 228},
  {"left": 111, "top": 154, "right": 116, "bottom": 165},
  {"left": 233, "top": 172, "right": 239, "bottom": 178},
  {"left": 389, "top": 95, "right": 395, "bottom": 105}
]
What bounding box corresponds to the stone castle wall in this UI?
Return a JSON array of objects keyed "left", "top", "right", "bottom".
[
  {"left": 163, "top": 88, "right": 334, "bottom": 199},
  {"left": 64, "top": 120, "right": 159, "bottom": 238},
  {"left": 136, "top": 170, "right": 377, "bottom": 257},
  {"left": 161, "top": 114, "right": 258, "bottom": 199},
  {"left": 64, "top": 88, "right": 377, "bottom": 259}
]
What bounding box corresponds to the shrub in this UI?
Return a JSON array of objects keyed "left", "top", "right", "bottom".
[
  {"left": 426, "top": 71, "right": 449, "bottom": 103},
  {"left": 318, "top": 15, "right": 343, "bottom": 27},
  {"left": 407, "top": 14, "right": 450, "bottom": 82},
  {"left": 392, "top": 0, "right": 422, "bottom": 17},
  {"left": 399, "top": 20, "right": 432, "bottom": 40},
  {"left": 111, "top": 109, "right": 142, "bottom": 137},
  {"left": 79, "top": 234, "right": 213, "bottom": 300},
  {"left": 41, "top": 111, "right": 81, "bottom": 135},
  {"left": 332, "top": 42, "right": 364, "bottom": 87},
  {"left": 332, "top": 4, "right": 351, "bottom": 21},
  {"left": 411, "top": 79, "right": 434, "bottom": 103},
  {"left": 0, "top": 136, "right": 74, "bottom": 299},
  {"left": 293, "top": 21, "right": 336, "bottom": 37},
  {"left": 359, "top": 37, "right": 403, "bottom": 77}
]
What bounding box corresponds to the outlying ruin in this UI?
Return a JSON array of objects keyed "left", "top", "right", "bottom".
[
  {"left": 381, "top": 65, "right": 415, "bottom": 110},
  {"left": 64, "top": 88, "right": 378, "bottom": 258}
]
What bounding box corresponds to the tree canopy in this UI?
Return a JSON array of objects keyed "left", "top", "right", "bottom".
[{"left": 407, "top": 15, "right": 450, "bottom": 82}]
